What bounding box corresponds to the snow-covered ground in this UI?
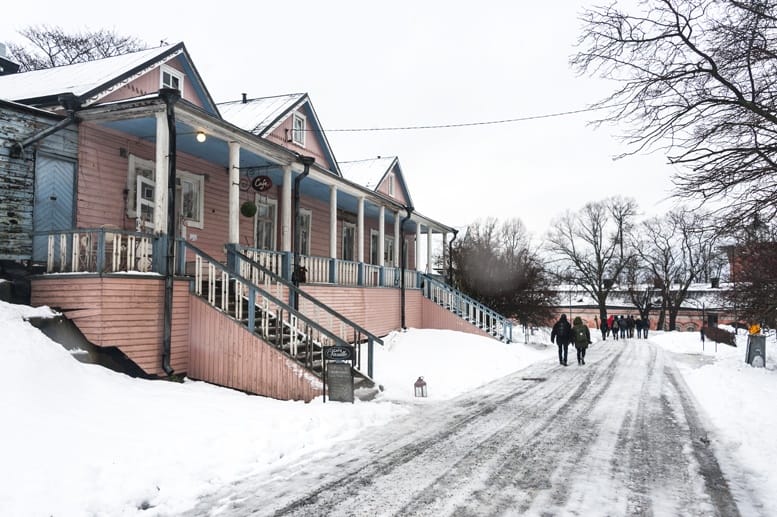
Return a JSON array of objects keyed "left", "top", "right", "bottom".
[{"left": 0, "top": 300, "right": 774, "bottom": 516}]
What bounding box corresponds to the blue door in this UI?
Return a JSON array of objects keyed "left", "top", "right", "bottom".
[{"left": 33, "top": 154, "right": 75, "bottom": 262}]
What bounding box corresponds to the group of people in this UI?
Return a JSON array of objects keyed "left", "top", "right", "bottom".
[
  {"left": 550, "top": 313, "right": 653, "bottom": 368},
  {"left": 595, "top": 314, "right": 650, "bottom": 340},
  {"left": 550, "top": 314, "right": 591, "bottom": 366}
]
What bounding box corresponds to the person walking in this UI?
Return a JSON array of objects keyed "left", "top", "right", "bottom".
[
  {"left": 635, "top": 317, "right": 643, "bottom": 338},
  {"left": 618, "top": 315, "right": 627, "bottom": 339},
  {"left": 643, "top": 317, "right": 650, "bottom": 338},
  {"left": 600, "top": 318, "right": 608, "bottom": 340},
  {"left": 550, "top": 314, "right": 572, "bottom": 366},
  {"left": 572, "top": 316, "right": 591, "bottom": 365}
]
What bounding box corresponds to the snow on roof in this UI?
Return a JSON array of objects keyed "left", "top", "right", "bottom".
[
  {"left": 0, "top": 45, "right": 178, "bottom": 104},
  {"left": 218, "top": 93, "right": 305, "bottom": 135},
  {"left": 339, "top": 156, "right": 397, "bottom": 190}
]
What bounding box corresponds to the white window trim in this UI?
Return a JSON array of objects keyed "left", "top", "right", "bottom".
[
  {"left": 127, "top": 154, "right": 154, "bottom": 218},
  {"left": 178, "top": 171, "right": 205, "bottom": 229},
  {"left": 387, "top": 174, "right": 394, "bottom": 197},
  {"left": 160, "top": 64, "right": 184, "bottom": 92},
  {"left": 385, "top": 236, "right": 395, "bottom": 266},
  {"left": 254, "top": 196, "right": 278, "bottom": 250},
  {"left": 292, "top": 112, "right": 306, "bottom": 147},
  {"left": 298, "top": 208, "right": 312, "bottom": 255},
  {"left": 342, "top": 222, "right": 356, "bottom": 261},
  {"left": 370, "top": 229, "right": 380, "bottom": 265},
  {"left": 127, "top": 154, "right": 203, "bottom": 229}
]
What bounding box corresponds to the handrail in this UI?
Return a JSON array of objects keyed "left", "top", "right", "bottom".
[
  {"left": 181, "top": 241, "right": 379, "bottom": 379},
  {"left": 419, "top": 272, "right": 513, "bottom": 343},
  {"left": 228, "top": 245, "right": 384, "bottom": 348},
  {"left": 38, "top": 228, "right": 159, "bottom": 274}
]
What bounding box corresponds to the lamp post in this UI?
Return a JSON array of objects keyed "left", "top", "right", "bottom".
[{"left": 414, "top": 376, "right": 427, "bottom": 397}]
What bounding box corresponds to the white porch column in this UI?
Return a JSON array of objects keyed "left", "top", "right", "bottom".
[
  {"left": 378, "top": 205, "right": 385, "bottom": 267},
  {"left": 415, "top": 222, "right": 421, "bottom": 272},
  {"left": 281, "top": 165, "right": 292, "bottom": 252},
  {"left": 329, "top": 185, "right": 337, "bottom": 258},
  {"left": 357, "top": 197, "right": 365, "bottom": 263},
  {"left": 394, "top": 211, "right": 400, "bottom": 266},
  {"left": 427, "top": 226, "right": 433, "bottom": 274},
  {"left": 442, "top": 231, "right": 448, "bottom": 274},
  {"left": 153, "top": 111, "right": 169, "bottom": 234},
  {"left": 228, "top": 142, "right": 240, "bottom": 244}
]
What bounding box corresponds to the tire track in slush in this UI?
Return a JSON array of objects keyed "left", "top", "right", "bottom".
[
  {"left": 267, "top": 347, "right": 627, "bottom": 516},
  {"left": 187, "top": 341, "right": 751, "bottom": 517}
]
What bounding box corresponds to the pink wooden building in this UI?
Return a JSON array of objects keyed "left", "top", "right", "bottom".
[{"left": 0, "top": 43, "right": 512, "bottom": 401}]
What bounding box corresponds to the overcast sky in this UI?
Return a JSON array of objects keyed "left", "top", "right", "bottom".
[{"left": 1, "top": 1, "right": 680, "bottom": 238}]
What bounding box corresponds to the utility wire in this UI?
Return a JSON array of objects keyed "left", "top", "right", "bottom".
[{"left": 318, "top": 103, "right": 614, "bottom": 133}]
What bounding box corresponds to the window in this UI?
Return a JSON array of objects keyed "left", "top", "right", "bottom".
[
  {"left": 342, "top": 223, "right": 356, "bottom": 261},
  {"left": 161, "top": 65, "right": 184, "bottom": 92},
  {"left": 177, "top": 171, "right": 204, "bottom": 229},
  {"left": 370, "top": 231, "right": 379, "bottom": 265},
  {"left": 292, "top": 113, "right": 306, "bottom": 146},
  {"left": 387, "top": 174, "right": 394, "bottom": 197},
  {"left": 127, "top": 155, "right": 154, "bottom": 219},
  {"left": 127, "top": 154, "right": 204, "bottom": 232},
  {"left": 255, "top": 197, "right": 277, "bottom": 250},
  {"left": 384, "top": 237, "right": 395, "bottom": 267},
  {"left": 297, "top": 209, "right": 312, "bottom": 255}
]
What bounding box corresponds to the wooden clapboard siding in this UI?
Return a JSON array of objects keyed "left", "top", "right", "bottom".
[
  {"left": 187, "top": 296, "right": 322, "bottom": 401},
  {"left": 99, "top": 57, "right": 205, "bottom": 109},
  {"left": 420, "top": 295, "right": 493, "bottom": 339},
  {"left": 30, "top": 276, "right": 191, "bottom": 376},
  {"left": 265, "top": 113, "right": 333, "bottom": 170},
  {"left": 299, "top": 286, "right": 487, "bottom": 339}
]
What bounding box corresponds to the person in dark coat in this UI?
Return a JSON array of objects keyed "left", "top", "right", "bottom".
[
  {"left": 643, "top": 317, "right": 650, "bottom": 338},
  {"left": 572, "top": 316, "right": 592, "bottom": 365},
  {"left": 618, "top": 315, "right": 627, "bottom": 339},
  {"left": 550, "top": 314, "right": 572, "bottom": 366},
  {"left": 635, "top": 317, "right": 643, "bottom": 338},
  {"left": 600, "top": 318, "right": 608, "bottom": 340}
]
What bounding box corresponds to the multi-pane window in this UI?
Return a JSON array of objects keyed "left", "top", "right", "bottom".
[
  {"left": 255, "top": 198, "right": 277, "bottom": 250},
  {"left": 297, "top": 209, "right": 311, "bottom": 255},
  {"left": 370, "top": 231, "right": 379, "bottom": 265},
  {"left": 384, "top": 237, "right": 395, "bottom": 267},
  {"left": 342, "top": 223, "right": 356, "bottom": 261},
  {"left": 127, "top": 154, "right": 203, "bottom": 232},
  {"left": 292, "top": 113, "right": 306, "bottom": 146},
  {"left": 161, "top": 65, "right": 184, "bottom": 92},
  {"left": 177, "top": 172, "right": 204, "bottom": 229}
]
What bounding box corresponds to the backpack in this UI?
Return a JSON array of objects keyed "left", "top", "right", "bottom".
[{"left": 573, "top": 326, "right": 588, "bottom": 345}]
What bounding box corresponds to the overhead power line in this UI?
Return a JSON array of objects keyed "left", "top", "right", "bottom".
[{"left": 320, "top": 104, "right": 614, "bottom": 133}]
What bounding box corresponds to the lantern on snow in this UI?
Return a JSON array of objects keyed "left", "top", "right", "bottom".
[{"left": 414, "top": 376, "right": 427, "bottom": 397}]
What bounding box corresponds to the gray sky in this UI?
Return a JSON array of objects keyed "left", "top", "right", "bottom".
[{"left": 1, "top": 0, "right": 679, "bottom": 238}]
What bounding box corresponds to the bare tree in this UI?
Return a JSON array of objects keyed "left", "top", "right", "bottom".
[
  {"left": 572, "top": 0, "right": 777, "bottom": 232},
  {"left": 8, "top": 25, "right": 148, "bottom": 71},
  {"left": 546, "top": 197, "right": 639, "bottom": 323},
  {"left": 635, "top": 209, "right": 720, "bottom": 330},
  {"left": 451, "top": 217, "right": 555, "bottom": 325}
]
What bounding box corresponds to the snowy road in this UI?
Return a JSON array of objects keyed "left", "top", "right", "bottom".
[{"left": 187, "top": 339, "right": 764, "bottom": 516}]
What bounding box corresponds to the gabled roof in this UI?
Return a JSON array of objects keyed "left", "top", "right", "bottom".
[
  {"left": 339, "top": 156, "right": 414, "bottom": 208},
  {"left": 218, "top": 93, "right": 341, "bottom": 176},
  {"left": 0, "top": 42, "right": 218, "bottom": 115},
  {"left": 218, "top": 93, "right": 305, "bottom": 135}
]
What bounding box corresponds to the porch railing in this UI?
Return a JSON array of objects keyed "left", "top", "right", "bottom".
[
  {"left": 179, "top": 242, "right": 379, "bottom": 379},
  {"left": 40, "top": 228, "right": 161, "bottom": 274},
  {"left": 227, "top": 245, "right": 383, "bottom": 376},
  {"left": 234, "top": 245, "right": 419, "bottom": 290},
  {"left": 420, "top": 273, "right": 513, "bottom": 343}
]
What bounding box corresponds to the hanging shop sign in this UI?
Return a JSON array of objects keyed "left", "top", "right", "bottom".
[{"left": 252, "top": 175, "right": 273, "bottom": 192}]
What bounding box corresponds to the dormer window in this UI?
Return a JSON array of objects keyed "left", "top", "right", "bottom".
[
  {"left": 161, "top": 65, "right": 184, "bottom": 92},
  {"left": 292, "top": 113, "right": 306, "bottom": 146}
]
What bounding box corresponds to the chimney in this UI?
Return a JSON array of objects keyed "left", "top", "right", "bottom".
[{"left": 242, "top": 93, "right": 247, "bottom": 103}]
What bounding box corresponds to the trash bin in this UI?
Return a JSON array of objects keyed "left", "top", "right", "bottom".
[{"left": 745, "top": 334, "right": 766, "bottom": 367}]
